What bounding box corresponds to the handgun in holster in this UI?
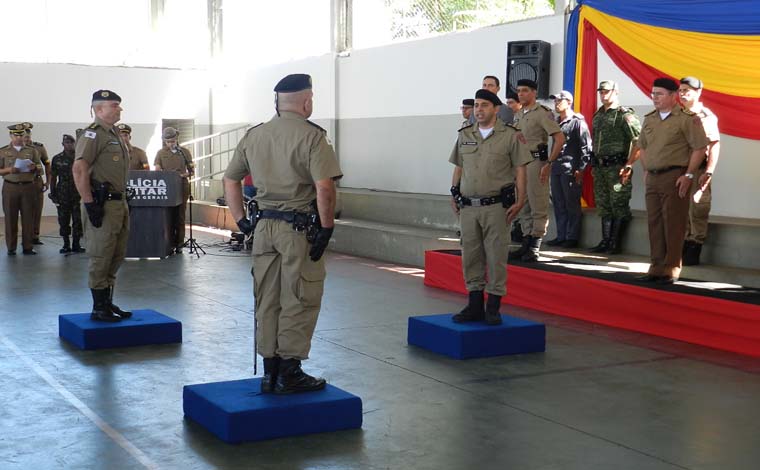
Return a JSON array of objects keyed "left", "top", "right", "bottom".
[
  {"left": 531, "top": 143, "right": 549, "bottom": 161},
  {"left": 450, "top": 185, "right": 463, "bottom": 208},
  {"left": 246, "top": 198, "right": 260, "bottom": 232},
  {"left": 91, "top": 181, "right": 109, "bottom": 207},
  {"left": 500, "top": 183, "right": 516, "bottom": 208},
  {"left": 304, "top": 200, "right": 322, "bottom": 243}
]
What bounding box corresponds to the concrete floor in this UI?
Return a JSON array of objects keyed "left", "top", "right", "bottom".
[{"left": 2, "top": 226, "right": 760, "bottom": 470}]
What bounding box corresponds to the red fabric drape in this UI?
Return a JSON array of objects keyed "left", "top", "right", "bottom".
[{"left": 579, "top": 19, "right": 599, "bottom": 207}]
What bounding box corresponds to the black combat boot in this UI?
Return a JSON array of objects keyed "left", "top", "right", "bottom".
[
  {"left": 606, "top": 218, "right": 628, "bottom": 254},
  {"left": 510, "top": 221, "right": 523, "bottom": 243},
  {"left": 521, "top": 236, "right": 542, "bottom": 262},
  {"left": 590, "top": 218, "right": 612, "bottom": 253},
  {"left": 72, "top": 237, "right": 85, "bottom": 253},
  {"left": 484, "top": 294, "right": 503, "bottom": 326},
  {"left": 60, "top": 237, "right": 71, "bottom": 254},
  {"left": 452, "top": 290, "right": 485, "bottom": 323},
  {"left": 682, "top": 241, "right": 703, "bottom": 266},
  {"left": 261, "top": 357, "right": 281, "bottom": 393},
  {"left": 509, "top": 235, "right": 531, "bottom": 261},
  {"left": 109, "top": 286, "right": 132, "bottom": 319},
  {"left": 90, "top": 289, "right": 121, "bottom": 322},
  {"left": 273, "top": 359, "right": 326, "bottom": 394}
]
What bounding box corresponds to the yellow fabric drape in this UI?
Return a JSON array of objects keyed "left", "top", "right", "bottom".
[{"left": 583, "top": 6, "right": 760, "bottom": 98}]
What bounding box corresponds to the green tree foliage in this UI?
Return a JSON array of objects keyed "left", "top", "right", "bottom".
[{"left": 386, "top": 0, "right": 555, "bottom": 39}]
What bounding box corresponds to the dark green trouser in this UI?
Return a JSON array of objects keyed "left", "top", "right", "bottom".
[{"left": 593, "top": 165, "right": 632, "bottom": 220}]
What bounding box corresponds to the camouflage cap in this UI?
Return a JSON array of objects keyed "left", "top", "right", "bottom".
[{"left": 597, "top": 80, "right": 618, "bottom": 91}]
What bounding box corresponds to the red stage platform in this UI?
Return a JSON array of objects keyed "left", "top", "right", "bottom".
[{"left": 424, "top": 250, "right": 760, "bottom": 358}]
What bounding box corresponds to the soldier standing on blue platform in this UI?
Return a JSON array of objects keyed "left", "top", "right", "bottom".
[
  {"left": 546, "top": 91, "right": 591, "bottom": 248},
  {"left": 223, "top": 74, "right": 342, "bottom": 394},
  {"left": 50, "top": 134, "right": 84, "bottom": 254},
  {"left": 590, "top": 81, "right": 641, "bottom": 254},
  {"left": 73, "top": 90, "right": 132, "bottom": 322},
  {"left": 449, "top": 89, "right": 530, "bottom": 326}
]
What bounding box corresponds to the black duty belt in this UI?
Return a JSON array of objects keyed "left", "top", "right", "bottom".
[
  {"left": 597, "top": 153, "right": 627, "bottom": 167},
  {"left": 648, "top": 165, "right": 685, "bottom": 175},
  {"left": 460, "top": 195, "right": 502, "bottom": 207},
  {"left": 4, "top": 180, "right": 33, "bottom": 185},
  {"left": 105, "top": 192, "right": 123, "bottom": 201},
  {"left": 258, "top": 209, "right": 308, "bottom": 224}
]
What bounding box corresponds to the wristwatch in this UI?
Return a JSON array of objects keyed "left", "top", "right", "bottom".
[{"left": 684, "top": 172, "right": 694, "bottom": 180}]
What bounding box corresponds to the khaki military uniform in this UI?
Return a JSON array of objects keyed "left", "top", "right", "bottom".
[
  {"left": 449, "top": 120, "right": 532, "bottom": 295},
  {"left": 686, "top": 106, "right": 720, "bottom": 244},
  {"left": 224, "top": 111, "right": 342, "bottom": 360},
  {"left": 31, "top": 142, "right": 49, "bottom": 240},
  {"left": 513, "top": 102, "right": 562, "bottom": 237},
  {"left": 0, "top": 145, "right": 42, "bottom": 252},
  {"left": 75, "top": 117, "right": 130, "bottom": 289},
  {"left": 154, "top": 146, "right": 192, "bottom": 247},
  {"left": 128, "top": 146, "right": 149, "bottom": 170},
  {"left": 638, "top": 106, "right": 709, "bottom": 278}
]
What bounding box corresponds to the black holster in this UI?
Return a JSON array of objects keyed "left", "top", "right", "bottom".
[
  {"left": 532, "top": 143, "right": 549, "bottom": 161},
  {"left": 304, "top": 200, "right": 322, "bottom": 243},
  {"left": 500, "top": 184, "right": 516, "bottom": 208},
  {"left": 91, "top": 181, "right": 109, "bottom": 207},
  {"left": 247, "top": 198, "right": 260, "bottom": 232}
]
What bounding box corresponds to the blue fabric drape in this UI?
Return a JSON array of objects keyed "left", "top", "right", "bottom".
[
  {"left": 562, "top": 5, "right": 581, "bottom": 93},
  {"left": 578, "top": 0, "right": 760, "bottom": 35}
]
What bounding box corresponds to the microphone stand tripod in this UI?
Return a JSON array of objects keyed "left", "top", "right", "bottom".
[{"left": 176, "top": 145, "right": 205, "bottom": 258}]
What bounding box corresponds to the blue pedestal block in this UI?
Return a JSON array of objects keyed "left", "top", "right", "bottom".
[
  {"left": 408, "top": 313, "right": 545, "bottom": 359},
  {"left": 183, "top": 378, "right": 363, "bottom": 444},
  {"left": 59, "top": 309, "right": 182, "bottom": 350}
]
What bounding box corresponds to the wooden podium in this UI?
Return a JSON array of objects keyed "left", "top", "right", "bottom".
[{"left": 126, "top": 170, "right": 183, "bottom": 258}]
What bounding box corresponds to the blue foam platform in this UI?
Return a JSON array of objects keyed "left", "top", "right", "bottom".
[
  {"left": 407, "top": 313, "right": 545, "bottom": 359},
  {"left": 183, "top": 378, "right": 363, "bottom": 443},
  {"left": 59, "top": 309, "right": 182, "bottom": 350}
]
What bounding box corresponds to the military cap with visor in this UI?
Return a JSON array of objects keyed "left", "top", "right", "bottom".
[
  {"left": 679, "top": 76, "right": 703, "bottom": 90},
  {"left": 462, "top": 98, "right": 474, "bottom": 107},
  {"left": 597, "top": 80, "right": 618, "bottom": 91},
  {"left": 162, "top": 127, "right": 179, "bottom": 140},
  {"left": 62, "top": 134, "right": 75, "bottom": 143},
  {"left": 516, "top": 79, "right": 538, "bottom": 89},
  {"left": 274, "top": 74, "right": 312, "bottom": 93},
  {"left": 8, "top": 123, "right": 26, "bottom": 135},
  {"left": 117, "top": 123, "right": 132, "bottom": 134}
]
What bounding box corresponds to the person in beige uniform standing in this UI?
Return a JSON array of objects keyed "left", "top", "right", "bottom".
[
  {"left": 22, "top": 123, "right": 50, "bottom": 245},
  {"left": 509, "top": 79, "right": 565, "bottom": 262},
  {"left": 0, "top": 124, "right": 42, "bottom": 255},
  {"left": 223, "top": 74, "right": 342, "bottom": 395},
  {"left": 117, "top": 124, "right": 150, "bottom": 170},
  {"left": 154, "top": 127, "right": 194, "bottom": 254},
  {"left": 449, "top": 89, "right": 530, "bottom": 325},
  {"left": 72, "top": 90, "right": 133, "bottom": 322},
  {"left": 677, "top": 76, "right": 720, "bottom": 266},
  {"left": 636, "top": 78, "right": 709, "bottom": 284}
]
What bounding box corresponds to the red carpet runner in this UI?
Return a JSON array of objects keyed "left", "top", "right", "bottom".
[{"left": 424, "top": 250, "right": 760, "bottom": 357}]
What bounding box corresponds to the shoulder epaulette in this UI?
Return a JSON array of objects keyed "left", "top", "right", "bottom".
[
  {"left": 619, "top": 106, "right": 636, "bottom": 114},
  {"left": 87, "top": 122, "right": 99, "bottom": 130},
  {"left": 33, "top": 141, "right": 44, "bottom": 147},
  {"left": 681, "top": 108, "right": 696, "bottom": 116},
  {"left": 505, "top": 123, "right": 520, "bottom": 131},
  {"left": 244, "top": 122, "right": 264, "bottom": 137},
  {"left": 540, "top": 104, "right": 553, "bottom": 112},
  {"left": 645, "top": 109, "right": 657, "bottom": 116},
  {"left": 457, "top": 123, "right": 473, "bottom": 132},
  {"left": 0, "top": 145, "right": 9, "bottom": 150},
  {"left": 306, "top": 120, "right": 326, "bottom": 133}
]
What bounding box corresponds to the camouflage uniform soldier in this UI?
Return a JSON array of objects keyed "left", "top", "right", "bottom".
[
  {"left": 22, "top": 122, "right": 50, "bottom": 245},
  {"left": 590, "top": 81, "right": 641, "bottom": 254},
  {"left": 49, "top": 134, "right": 84, "bottom": 254}
]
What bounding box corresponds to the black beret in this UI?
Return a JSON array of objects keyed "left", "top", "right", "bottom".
[
  {"left": 62, "top": 134, "right": 75, "bottom": 143},
  {"left": 679, "top": 76, "right": 703, "bottom": 90},
  {"left": 274, "top": 74, "right": 312, "bottom": 93},
  {"left": 517, "top": 79, "right": 537, "bottom": 89},
  {"left": 92, "top": 89, "right": 122, "bottom": 103},
  {"left": 475, "top": 89, "right": 502, "bottom": 106},
  {"left": 117, "top": 123, "right": 132, "bottom": 134},
  {"left": 506, "top": 92, "right": 518, "bottom": 101},
  {"left": 462, "top": 99, "right": 474, "bottom": 106},
  {"left": 653, "top": 78, "right": 678, "bottom": 92},
  {"left": 8, "top": 123, "right": 26, "bottom": 135}
]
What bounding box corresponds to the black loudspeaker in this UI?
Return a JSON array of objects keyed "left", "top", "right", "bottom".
[{"left": 506, "top": 40, "right": 551, "bottom": 100}]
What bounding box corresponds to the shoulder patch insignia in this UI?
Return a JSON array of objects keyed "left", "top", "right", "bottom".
[
  {"left": 516, "top": 132, "right": 527, "bottom": 145},
  {"left": 624, "top": 114, "right": 637, "bottom": 123},
  {"left": 692, "top": 115, "right": 702, "bottom": 125},
  {"left": 84, "top": 130, "right": 97, "bottom": 139},
  {"left": 306, "top": 120, "right": 327, "bottom": 133}
]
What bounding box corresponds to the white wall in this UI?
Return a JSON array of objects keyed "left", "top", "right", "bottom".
[{"left": 0, "top": 62, "right": 210, "bottom": 216}]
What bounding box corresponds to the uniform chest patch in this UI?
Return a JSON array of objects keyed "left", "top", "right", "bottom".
[
  {"left": 461, "top": 141, "right": 477, "bottom": 146},
  {"left": 112, "top": 155, "right": 120, "bottom": 162},
  {"left": 84, "top": 130, "right": 97, "bottom": 139}
]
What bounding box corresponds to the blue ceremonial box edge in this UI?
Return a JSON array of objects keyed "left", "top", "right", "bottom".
[
  {"left": 407, "top": 313, "right": 545, "bottom": 359},
  {"left": 183, "top": 378, "right": 363, "bottom": 444},
  {"left": 58, "top": 309, "right": 182, "bottom": 350}
]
